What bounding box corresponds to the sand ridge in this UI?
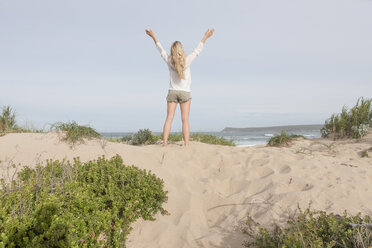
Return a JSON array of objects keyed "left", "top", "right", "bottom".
[{"left": 0, "top": 132, "right": 371, "bottom": 247}]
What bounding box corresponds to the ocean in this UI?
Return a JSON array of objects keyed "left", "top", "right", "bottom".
[{"left": 101, "top": 124, "right": 323, "bottom": 147}]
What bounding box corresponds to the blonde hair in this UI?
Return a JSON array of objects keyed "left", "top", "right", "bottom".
[{"left": 170, "top": 41, "right": 186, "bottom": 79}]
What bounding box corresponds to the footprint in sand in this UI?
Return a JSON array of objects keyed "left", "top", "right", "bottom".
[
  {"left": 275, "top": 181, "right": 313, "bottom": 194},
  {"left": 301, "top": 183, "right": 313, "bottom": 191},
  {"left": 252, "top": 167, "right": 274, "bottom": 179},
  {"left": 251, "top": 158, "right": 270, "bottom": 167},
  {"left": 278, "top": 165, "right": 291, "bottom": 174}
]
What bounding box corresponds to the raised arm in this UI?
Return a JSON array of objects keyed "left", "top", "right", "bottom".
[
  {"left": 186, "top": 28, "right": 215, "bottom": 66},
  {"left": 146, "top": 29, "right": 169, "bottom": 64},
  {"left": 145, "top": 29, "right": 158, "bottom": 44}
]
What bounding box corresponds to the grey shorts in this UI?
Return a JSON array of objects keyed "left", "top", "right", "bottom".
[{"left": 166, "top": 90, "right": 192, "bottom": 103}]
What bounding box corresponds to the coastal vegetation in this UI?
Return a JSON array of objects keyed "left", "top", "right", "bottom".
[
  {"left": 50, "top": 121, "right": 101, "bottom": 145},
  {"left": 115, "top": 129, "right": 236, "bottom": 146},
  {"left": 0, "top": 155, "right": 168, "bottom": 247},
  {"left": 190, "top": 133, "right": 235, "bottom": 146},
  {"left": 0, "top": 106, "right": 16, "bottom": 132},
  {"left": 126, "top": 129, "right": 159, "bottom": 145},
  {"left": 242, "top": 208, "right": 372, "bottom": 248},
  {"left": 321, "top": 97, "right": 372, "bottom": 139},
  {"left": 267, "top": 131, "right": 305, "bottom": 147},
  {"left": 0, "top": 105, "right": 235, "bottom": 147},
  {"left": 361, "top": 147, "right": 372, "bottom": 158},
  {"left": 0, "top": 105, "right": 43, "bottom": 135}
]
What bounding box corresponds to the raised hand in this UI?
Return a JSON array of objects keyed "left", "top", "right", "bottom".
[
  {"left": 202, "top": 28, "right": 215, "bottom": 43},
  {"left": 204, "top": 28, "right": 215, "bottom": 39},
  {"left": 145, "top": 29, "right": 158, "bottom": 43}
]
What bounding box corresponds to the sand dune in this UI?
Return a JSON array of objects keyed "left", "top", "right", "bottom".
[{"left": 1, "top": 132, "right": 372, "bottom": 247}]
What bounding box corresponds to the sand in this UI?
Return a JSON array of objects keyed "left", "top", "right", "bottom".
[{"left": 1, "top": 131, "right": 372, "bottom": 247}]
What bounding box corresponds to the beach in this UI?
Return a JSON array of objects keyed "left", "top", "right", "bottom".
[{"left": 0, "top": 131, "right": 371, "bottom": 247}]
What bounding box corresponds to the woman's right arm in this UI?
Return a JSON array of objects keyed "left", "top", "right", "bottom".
[{"left": 145, "top": 29, "right": 169, "bottom": 64}]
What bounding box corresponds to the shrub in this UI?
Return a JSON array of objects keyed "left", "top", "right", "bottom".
[
  {"left": 121, "top": 135, "right": 133, "bottom": 143},
  {"left": 321, "top": 97, "right": 372, "bottom": 139},
  {"left": 129, "top": 129, "right": 159, "bottom": 145},
  {"left": 190, "top": 133, "right": 235, "bottom": 146},
  {"left": 0, "top": 155, "right": 168, "bottom": 247},
  {"left": 361, "top": 147, "right": 372, "bottom": 158},
  {"left": 51, "top": 121, "right": 101, "bottom": 144},
  {"left": 267, "top": 131, "right": 305, "bottom": 147},
  {"left": 242, "top": 208, "right": 372, "bottom": 248}
]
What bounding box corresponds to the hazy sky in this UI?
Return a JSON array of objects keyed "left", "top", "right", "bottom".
[{"left": 1, "top": 0, "right": 371, "bottom": 132}]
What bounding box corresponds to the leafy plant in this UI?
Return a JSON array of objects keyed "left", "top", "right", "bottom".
[
  {"left": 267, "top": 131, "right": 305, "bottom": 147},
  {"left": 51, "top": 121, "right": 101, "bottom": 144},
  {"left": 242, "top": 208, "right": 372, "bottom": 248},
  {"left": 190, "top": 133, "right": 235, "bottom": 146},
  {"left": 121, "top": 135, "right": 133, "bottom": 143},
  {"left": 361, "top": 147, "right": 372, "bottom": 158},
  {"left": 129, "top": 129, "right": 159, "bottom": 145},
  {"left": 0, "top": 155, "right": 168, "bottom": 247},
  {"left": 321, "top": 97, "right": 372, "bottom": 139}
]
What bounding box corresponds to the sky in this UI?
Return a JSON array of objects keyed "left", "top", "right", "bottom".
[{"left": 1, "top": 0, "right": 371, "bottom": 132}]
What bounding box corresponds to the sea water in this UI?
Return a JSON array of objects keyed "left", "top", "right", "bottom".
[{"left": 101, "top": 124, "right": 323, "bottom": 147}]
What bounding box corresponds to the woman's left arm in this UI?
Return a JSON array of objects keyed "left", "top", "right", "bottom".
[
  {"left": 145, "top": 29, "right": 158, "bottom": 44},
  {"left": 145, "top": 29, "right": 169, "bottom": 63}
]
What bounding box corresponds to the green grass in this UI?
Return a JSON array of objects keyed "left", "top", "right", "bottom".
[
  {"left": 267, "top": 131, "right": 305, "bottom": 147},
  {"left": 241, "top": 208, "right": 372, "bottom": 248},
  {"left": 321, "top": 97, "right": 372, "bottom": 139},
  {"left": 50, "top": 121, "right": 101, "bottom": 144},
  {"left": 105, "top": 137, "right": 122, "bottom": 143}
]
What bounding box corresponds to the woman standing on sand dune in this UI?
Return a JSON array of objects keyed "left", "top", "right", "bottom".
[{"left": 145, "top": 28, "right": 215, "bottom": 147}]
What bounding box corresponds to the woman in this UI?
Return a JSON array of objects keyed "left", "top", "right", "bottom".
[{"left": 145, "top": 28, "right": 215, "bottom": 146}]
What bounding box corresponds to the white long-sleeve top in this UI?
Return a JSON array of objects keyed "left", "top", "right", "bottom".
[{"left": 155, "top": 41, "right": 204, "bottom": 92}]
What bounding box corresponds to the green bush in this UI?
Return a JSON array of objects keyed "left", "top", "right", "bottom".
[
  {"left": 0, "top": 155, "right": 168, "bottom": 247},
  {"left": 190, "top": 133, "right": 235, "bottom": 146},
  {"left": 129, "top": 129, "right": 159, "bottom": 145},
  {"left": 242, "top": 208, "right": 372, "bottom": 248},
  {"left": 267, "top": 131, "right": 305, "bottom": 147},
  {"left": 321, "top": 97, "right": 372, "bottom": 139},
  {"left": 51, "top": 121, "right": 101, "bottom": 144},
  {"left": 361, "top": 147, "right": 372, "bottom": 158}
]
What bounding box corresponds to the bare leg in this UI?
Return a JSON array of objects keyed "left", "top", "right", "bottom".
[
  {"left": 180, "top": 99, "right": 191, "bottom": 146},
  {"left": 163, "top": 101, "right": 177, "bottom": 146}
]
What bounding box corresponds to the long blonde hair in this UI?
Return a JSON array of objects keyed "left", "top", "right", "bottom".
[{"left": 170, "top": 41, "right": 186, "bottom": 79}]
